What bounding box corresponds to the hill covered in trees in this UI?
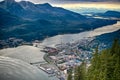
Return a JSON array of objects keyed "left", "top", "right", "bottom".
[
  {"left": 0, "top": 0, "right": 117, "bottom": 42},
  {"left": 68, "top": 39, "right": 120, "bottom": 80}
]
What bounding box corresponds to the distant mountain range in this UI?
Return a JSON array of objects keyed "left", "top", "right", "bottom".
[
  {"left": 102, "top": 11, "right": 120, "bottom": 18},
  {"left": 95, "top": 29, "right": 120, "bottom": 48},
  {"left": 95, "top": 11, "right": 120, "bottom": 18},
  {"left": 0, "top": 0, "right": 117, "bottom": 42}
]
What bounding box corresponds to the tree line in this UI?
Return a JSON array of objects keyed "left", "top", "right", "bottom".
[{"left": 68, "top": 39, "right": 120, "bottom": 80}]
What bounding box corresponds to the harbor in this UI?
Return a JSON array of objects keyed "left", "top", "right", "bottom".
[{"left": 0, "top": 21, "right": 120, "bottom": 80}]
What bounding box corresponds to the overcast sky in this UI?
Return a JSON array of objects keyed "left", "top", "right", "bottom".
[
  {"left": 13, "top": 0, "right": 120, "bottom": 4},
  {"left": 0, "top": 0, "right": 119, "bottom": 3},
  {"left": 0, "top": 0, "right": 120, "bottom": 10}
]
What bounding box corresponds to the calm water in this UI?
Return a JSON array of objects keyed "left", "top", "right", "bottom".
[
  {"left": 0, "top": 56, "right": 50, "bottom": 80},
  {"left": 0, "top": 21, "right": 120, "bottom": 80},
  {"left": 41, "top": 21, "right": 120, "bottom": 47}
]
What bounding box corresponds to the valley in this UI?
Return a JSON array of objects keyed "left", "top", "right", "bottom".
[{"left": 0, "top": 0, "right": 120, "bottom": 80}]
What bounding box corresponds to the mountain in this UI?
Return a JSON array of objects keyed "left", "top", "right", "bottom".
[
  {"left": 0, "top": 0, "right": 85, "bottom": 20},
  {"left": 0, "top": 0, "right": 25, "bottom": 17},
  {"left": 0, "top": 8, "right": 23, "bottom": 27},
  {"left": 103, "top": 11, "right": 120, "bottom": 18},
  {"left": 0, "top": 0, "right": 117, "bottom": 45},
  {"left": 95, "top": 11, "right": 120, "bottom": 18},
  {"left": 95, "top": 29, "right": 120, "bottom": 48}
]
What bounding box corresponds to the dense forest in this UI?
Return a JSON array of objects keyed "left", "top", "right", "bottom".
[{"left": 68, "top": 39, "right": 120, "bottom": 80}]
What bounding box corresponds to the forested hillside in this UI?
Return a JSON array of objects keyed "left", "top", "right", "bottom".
[{"left": 68, "top": 39, "right": 120, "bottom": 80}]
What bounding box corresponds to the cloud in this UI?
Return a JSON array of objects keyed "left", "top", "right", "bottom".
[
  {"left": 14, "top": 0, "right": 120, "bottom": 4},
  {"left": 15, "top": 0, "right": 120, "bottom": 3},
  {"left": 56, "top": 0, "right": 120, "bottom": 3},
  {"left": 53, "top": 0, "right": 120, "bottom": 2}
]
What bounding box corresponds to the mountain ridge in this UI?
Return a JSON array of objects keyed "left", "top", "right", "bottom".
[
  {"left": 0, "top": 0, "right": 86, "bottom": 20},
  {"left": 94, "top": 10, "right": 120, "bottom": 18},
  {"left": 0, "top": 0, "right": 117, "bottom": 45},
  {"left": 104, "top": 11, "right": 120, "bottom": 18}
]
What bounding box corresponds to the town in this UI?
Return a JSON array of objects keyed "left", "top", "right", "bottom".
[
  {"left": 0, "top": 36, "right": 107, "bottom": 80},
  {"left": 32, "top": 37, "right": 106, "bottom": 80}
]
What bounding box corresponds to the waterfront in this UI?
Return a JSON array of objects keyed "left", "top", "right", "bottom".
[
  {"left": 0, "top": 21, "right": 120, "bottom": 80},
  {"left": 41, "top": 21, "right": 120, "bottom": 47},
  {"left": 0, "top": 56, "right": 50, "bottom": 80},
  {"left": 33, "top": 21, "right": 120, "bottom": 80}
]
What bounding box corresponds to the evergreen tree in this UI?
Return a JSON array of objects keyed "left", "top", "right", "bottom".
[
  {"left": 74, "top": 62, "right": 86, "bottom": 80},
  {"left": 87, "top": 39, "right": 120, "bottom": 80},
  {"left": 111, "top": 38, "right": 120, "bottom": 56},
  {"left": 72, "top": 39, "right": 120, "bottom": 80},
  {"left": 67, "top": 70, "right": 72, "bottom": 80}
]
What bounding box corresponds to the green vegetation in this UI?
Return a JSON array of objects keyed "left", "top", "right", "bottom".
[
  {"left": 74, "top": 62, "right": 87, "bottom": 80},
  {"left": 70, "top": 39, "right": 120, "bottom": 80},
  {"left": 87, "top": 39, "right": 120, "bottom": 80},
  {"left": 67, "top": 71, "right": 72, "bottom": 80}
]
